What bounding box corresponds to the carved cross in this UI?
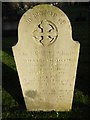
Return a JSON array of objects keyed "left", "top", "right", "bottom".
[{"left": 33, "top": 19, "right": 58, "bottom": 46}]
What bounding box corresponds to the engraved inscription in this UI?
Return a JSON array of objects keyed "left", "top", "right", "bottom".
[
  {"left": 26, "top": 10, "right": 58, "bottom": 23},
  {"left": 33, "top": 19, "right": 58, "bottom": 46}
]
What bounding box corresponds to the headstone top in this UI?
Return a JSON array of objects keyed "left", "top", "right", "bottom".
[{"left": 18, "top": 4, "right": 73, "bottom": 46}]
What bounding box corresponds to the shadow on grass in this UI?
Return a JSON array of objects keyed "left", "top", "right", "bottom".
[
  {"left": 2, "top": 63, "right": 26, "bottom": 110},
  {"left": 2, "top": 36, "right": 18, "bottom": 57}
]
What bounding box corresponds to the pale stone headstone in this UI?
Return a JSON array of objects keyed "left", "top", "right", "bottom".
[{"left": 12, "top": 4, "right": 80, "bottom": 111}]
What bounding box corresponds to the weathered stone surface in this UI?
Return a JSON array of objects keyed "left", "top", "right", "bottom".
[{"left": 12, "top": 4, "right": 80, "bottom": 111}]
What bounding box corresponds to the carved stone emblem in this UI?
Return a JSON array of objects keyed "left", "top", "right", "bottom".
[{"left": 33, "top": 19, "right": 58, "bottom": 46}]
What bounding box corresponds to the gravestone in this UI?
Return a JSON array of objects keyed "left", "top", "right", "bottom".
[{"left": 12, "top": 4, "right": 80, "bottom": 111}]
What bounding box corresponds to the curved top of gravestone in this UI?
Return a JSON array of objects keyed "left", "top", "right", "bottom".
[{"left": 17, "top": 4, "right": 77, "bottom": 47}]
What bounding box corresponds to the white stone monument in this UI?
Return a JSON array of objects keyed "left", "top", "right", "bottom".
[{"left": 12, "top": 4, "right": 80, "bottom": 111}]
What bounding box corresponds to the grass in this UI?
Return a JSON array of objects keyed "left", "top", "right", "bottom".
[
  {"left": 2, "top": 4, "right": 89, "bottom": 120},
  {"left": 2, "top": 88, "right": 90, "bottom": 119}
]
